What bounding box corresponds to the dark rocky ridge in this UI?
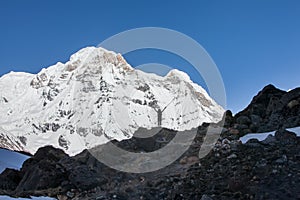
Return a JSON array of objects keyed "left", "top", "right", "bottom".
[
  {"left": 0, "top": 84, "right": 299, "bottom": 200},
  {"left": 233, "top": 84, "right": 300, "bottom": 135}
]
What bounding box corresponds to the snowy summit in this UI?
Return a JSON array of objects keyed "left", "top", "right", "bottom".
[{"left": 0, "top": 47, "right": 224, "bottom": 155}]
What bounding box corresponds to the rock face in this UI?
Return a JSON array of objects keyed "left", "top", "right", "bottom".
[
  {"left": 1, "top": 124, "right": 299, "bottom": 200},
  {"left": 233, "top": 85, "right": 300, "bottom": 135}
]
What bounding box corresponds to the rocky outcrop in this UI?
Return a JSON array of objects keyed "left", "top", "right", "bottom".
[
  {"left": 0, "top": 124, "right": 299, "bottom": 200},
  {"left": 0, "top": 169, "right": 22, "bottom": 191},
  {"left": 14, "top": 146, "right": 68, "bottom": 195},
  {"left": 232, "top": 85, "right": 300, "bottom": 135}
]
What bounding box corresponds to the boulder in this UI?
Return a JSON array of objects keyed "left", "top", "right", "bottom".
[
  {"left": 275, "top": 129, "right": 297, "bottom": 145},
  {"left": 287, "top": 100, "right": 299, "bottom": 109},
  {"left": 0, "top": 168, "right": 22, "bottom": 191},
  {"left": 224, "top": 110, "right": 235, "bottom": 127},
  {"left": 15, "top": 146, "right": 69, "bottom": 193}
]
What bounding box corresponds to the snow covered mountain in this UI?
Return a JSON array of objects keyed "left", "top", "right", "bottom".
[{"left": 0, "top": 47, "right": 224, "bottom": 155}]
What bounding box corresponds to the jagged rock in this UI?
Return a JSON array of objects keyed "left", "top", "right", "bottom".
[{"left": 234, "top": 85, "right": 300, "bottom": 135}]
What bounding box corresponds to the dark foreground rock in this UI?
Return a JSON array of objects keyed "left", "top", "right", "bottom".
[{"left": 0, "top": 125, "right": 299, "bottom": 200}]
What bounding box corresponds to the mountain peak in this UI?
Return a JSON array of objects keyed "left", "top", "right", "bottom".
[
  {"left": 166, "top": 69, "right": 192, "bottom": 82},
  {"left": 0, "top": 46, "right": 224, "bottom": 155},
  {"left": 65, "top": 46, "right": 133, "bottom": 73}
]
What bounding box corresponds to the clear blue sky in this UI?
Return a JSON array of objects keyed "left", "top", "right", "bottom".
[{"left": 0, "top": 0, "right": 300, "bottom": 113}]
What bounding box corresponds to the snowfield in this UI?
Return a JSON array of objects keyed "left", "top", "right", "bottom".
[{"left": 287, "top": 126, "right": 300, "bottom": 136}]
